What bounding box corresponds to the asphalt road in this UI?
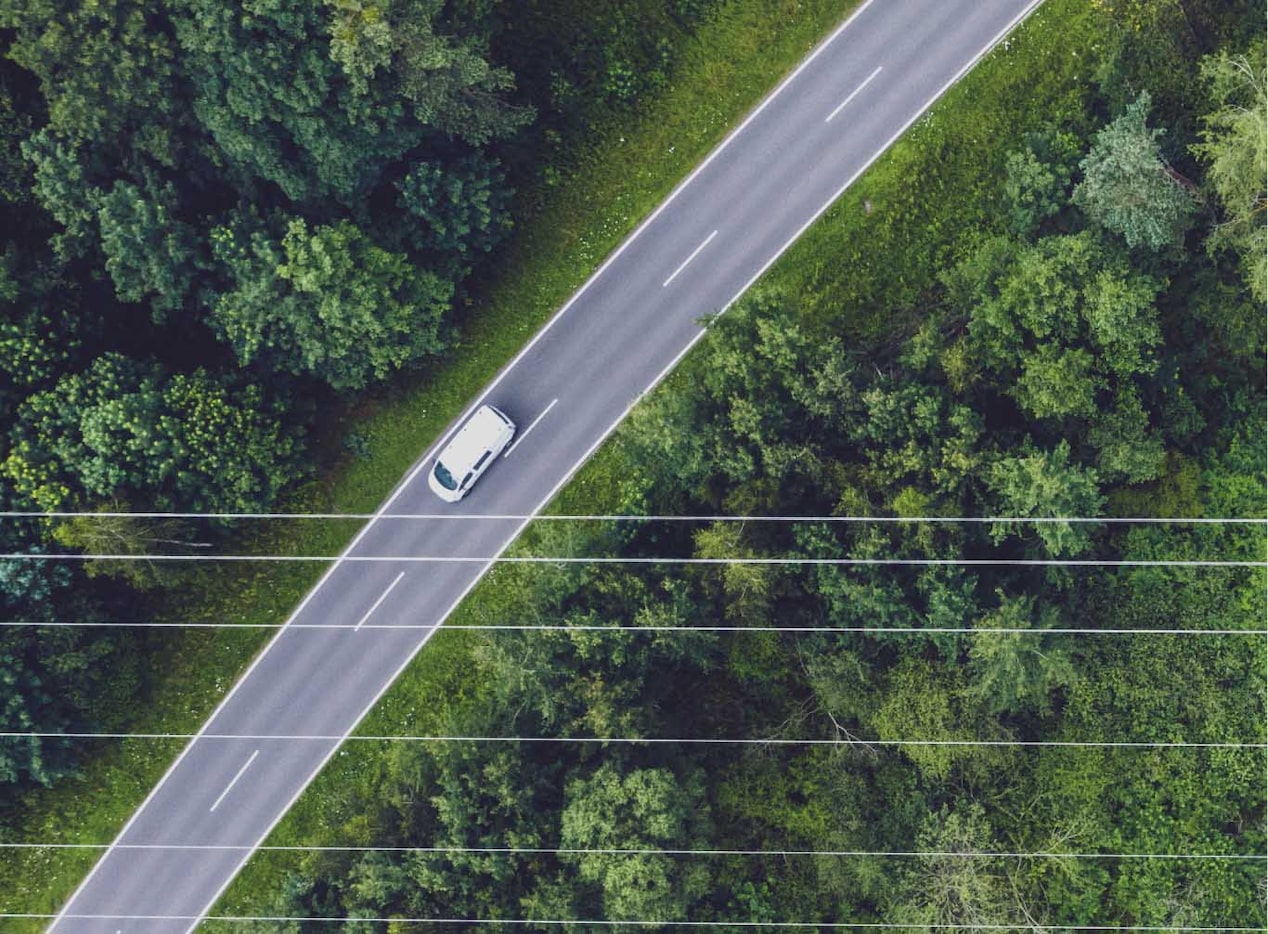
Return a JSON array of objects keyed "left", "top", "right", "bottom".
[{"left": 49, "top": 0, "right": 1043, "bottom": 929}]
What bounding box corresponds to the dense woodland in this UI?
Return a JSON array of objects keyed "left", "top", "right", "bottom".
[
  {"left": 0, "top": 0, "right": 1266, "bottom": 928},
  {"left": 0, "top": 0, "right": 719, "bottom": 791}
]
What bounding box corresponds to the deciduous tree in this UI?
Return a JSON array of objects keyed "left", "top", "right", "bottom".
[
  {"left": 2, "top": 354, "right": 303, "bottom": 511},
  {"left": 1073, "top": 91, "right": 1199, "bottom": 250},
  {"left": 396, "top": 155, "right": 513, "bottom": 258},
  {"left": 987, "top": 442, "right": 1104, "bottom": 556},
  {"left": 1192, "top": 43, "right": 1267, "bottom": 301},
  {"left": 209, "top": 216, "right": 452, "bottom": 391},
  {"left": 560, "top": 764, "right": 711, "bottom": 922},
  {"left": 96, "top": 180, "right": 199, "bottom": 319}
]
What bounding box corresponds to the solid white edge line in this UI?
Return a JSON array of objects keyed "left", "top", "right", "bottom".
[
  {"left": 503, "top": 399, "right": 559, "bottom": 459},
  {"left": 354, "top": 572, "right": 406, "bottom": 632},
  {"left": 825, "top": 64, "right": 884, "bottom": 122},
  {"left": 207, "top": 749, "right": 259, "bottom": 814},
  {"left": 662, "top": 230, "right": 719, "bottom": 288}
]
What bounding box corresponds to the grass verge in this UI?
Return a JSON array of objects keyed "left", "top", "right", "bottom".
[{"left": 0, "top": 0, "right": 860, "bottom": 925}]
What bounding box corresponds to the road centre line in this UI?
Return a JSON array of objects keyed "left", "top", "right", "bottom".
[
  {"left": 825, "top": 65, "right": 883, "bottom": 122},
  {"left": 662, "top": 230, "right": 719, "bottom": 288},
  {"left": 354, "top": 572, "right": 406, "bottom": 631},
  {"left": 504, "top": 399, "right": 559, "bottom": 459},
  {"left": 208, "top": 749, "right": 259, "bottom": 813}
]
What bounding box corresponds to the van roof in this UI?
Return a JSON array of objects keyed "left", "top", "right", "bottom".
[{"left": 438, "top": 405, "right": 511, "bottom": 473}]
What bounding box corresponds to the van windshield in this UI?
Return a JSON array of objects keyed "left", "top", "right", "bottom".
[{"left": 433, "top": 461, "right": 458, "bottom": 491}]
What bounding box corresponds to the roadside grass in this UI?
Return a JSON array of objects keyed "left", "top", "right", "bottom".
[
  {"left": 762, "top": 0, "right": 1102, "bottom": 337},
  {"left": 0, "top": 0, "right": 860, "bottom": 924},
  {"left": 214, "top": 0, "right": 1110, "bottom": 916}
]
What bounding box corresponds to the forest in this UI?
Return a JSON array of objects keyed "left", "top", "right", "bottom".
[
  {"left": 0, "top": 0, "right": 1265, "bottom": 929},
  {"left": 0, "top": 0, "right": 723, "bottom": 794}
]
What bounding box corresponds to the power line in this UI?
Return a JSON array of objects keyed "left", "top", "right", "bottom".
[
  {"left": 0, "top": 620, "right": 1260, "bottom": 635},
  {"left": 4, "top": 913, "right": 1263, "bottom": 930},
  {"left": 3, "top": 732, "right": 1261, "bottom": 749},
  {"left": 3, "top": 842, "right": 1262, "bottom": 860},
  {"left": 5, "top": 913, "right": 1263, "bottom": 929},
  {"left": 3, "top": 510, "right": 1264, "bottom": 524},
  {"left": 1, "top": 553, "right": 1262, "bottom": 567}
]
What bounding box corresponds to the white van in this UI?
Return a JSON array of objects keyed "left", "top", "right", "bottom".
[{"left": 427, "top": 404, "right": 516, "bottom": 502}]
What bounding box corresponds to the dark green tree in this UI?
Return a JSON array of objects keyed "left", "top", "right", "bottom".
[
  {"left": 964, "top": 593, "right": 1074, "bottom": 716},
  {"left": 95, "top": 179, "right": 199, "bottom": 319},
  {"left": 0, "top": 273, "right": 84, "bottom": 421},
  {"left": 327, "top": 0, "right": 533, "bottom": 144},
  {"left": 2, "top": 353, "right": 304, "bottom": 511},
  {"left": 208, "top": 216, "right": 452, "bottom": 391},
  {"left": 1002, "top": 130, "right": 1081, "bottom": 235},
  {"left": 1, "top": 0, "right": 181, "bottom": 152},
  {"left": 395, "top": 154, "right": 513, "bottom": 257},
  {"left": 167, "top": 0, "right": 530, "bottom": 204}
]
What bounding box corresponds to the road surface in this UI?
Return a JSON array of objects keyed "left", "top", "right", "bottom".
[{"left": 49, "top": 0, "right": 1043, "bottom": 928}]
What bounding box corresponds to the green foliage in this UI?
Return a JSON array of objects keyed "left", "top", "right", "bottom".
[
  {"left": 2, "top": 353, "right": 304, "bottom": 511},
  {"left": 4, "top": 0, "right": 186, "bottom": 263},
  {"left": 867, "top": 655, "right": 1013, "bottom": 783},
  {"left": 1003, "top": 130, "right": 1080, "bottom": 235},
  {"left": 166, "top": 0, "right": 529, "bottom": 204},
  {"left": 1073, "top": 91, "right": 1199, "bottom": 249},
  {"left": 325, "top": 0, "right": 533, "bottom": 145},
  {"left": 560, "top": 764, "right": 711, "bottom": 922},
  {"left": 1013, "top": 345, "right": 1101, "bottom": 419},
  {"left": 952, "top": 231, "right": 1163, "bottom": 382},
  {"left": 964, "top": 594, "right": 1074, "bottom": 716},
  {"left": 95, "top": 180, "right": 198, "bottom": 318},
  {"left": 1086, "top": 386, "right": 1166, "bottom": 483},
  {"left": 209, "top": 217, "right": 452, "bottom": 391},
  {"left": 0, "top": 69, "right": 37, "bottom": 207},
  {"left": 1081, "top": 263, "right": 1163, "bottom": 377},
  {"left": 1192, "top": 42, "right": 1267, "bottom": 301},
  {"left": 19, "top": 127, "right": 99, "bottom": 254},
  {"left": 0, "top": 0, "right": 181, "bottom": 151},
  {"left": 169, "top": 0, "right": 408, "bottom": 203},
  {"left": 987, "top": 441, "right": 1104, "bottom": 556},
  {"left": 395, "top": 154, "right": 513, "bottom": 257},
  {"left": 0, "top": 296, "right": 82, "bottom": 418},
  {"left": 945, "top": 229, "right": 1168, "bottom": 483},
  {"left": 886, "top": 804, "right": 1018, "bottom": 927}
]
